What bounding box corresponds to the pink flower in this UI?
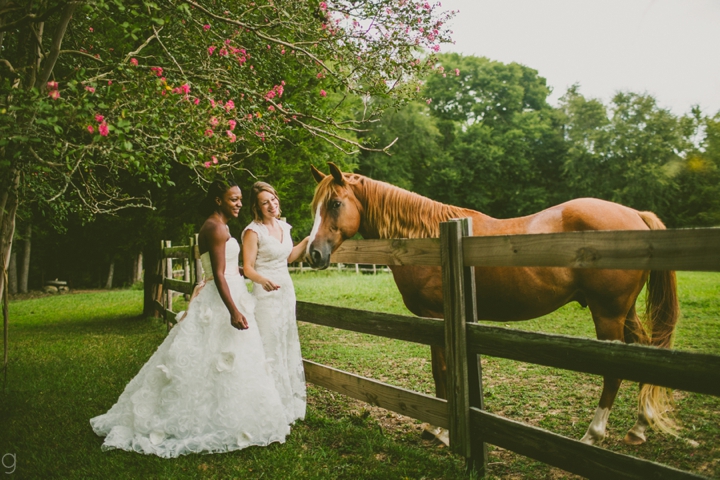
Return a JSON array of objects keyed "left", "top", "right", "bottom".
[
  {"left": 210, "top": 117, "right": 219, "bottom": 127},
  {"left": 226, "top": 130, "right": 236, "bottom": 142},
  {"left": 89, "top": 27, "right": 94, "bottom": 32},
  {"left": 203, "top": 24, "right": 211, "bottom": 31},
  {"left": 150, "top": 66, "right": 163, "bottom": 77},
  {"left": 194, "top": 98, "right": 200, "bottom": 105},
  {"left": 319, "top": 1, "right": 327, "bottom": 11},
  {"left": 130, "top": 58, "right": 138, "bottom": 66},
  {"left": 426, "top": 98, "right": 432, "bottom": 104},
  {"left": 204, "top": 161, "right": 211, "bottom": 168},
  {"left": 48, "top": 89, "right": 60, "bottom": 100},
  {"left": 316, "top": 72, "right": 323, "bottom": 79},
  {"left": 85, "top": 86, "right": 95, "bottom": 93},
  {"left": 219, "top": 48, "right": 228, "bottom": 57},
  {"left": 180, "top": 83, "right": 190, "bottom": 94},
  {"left": 47, "top": 81, "right": 58, "bottom": 90},
  {"left": 87, "top": 125, "right": 94, "bottom": 133},
  {"left": 95, "top": 114, "right": 104, "bottom": 123},
  {"left": 225, "top": 100, "right": 235, "bottom": 111},
  {"left": 281, "top": 49, "right": 285, "bottom": 54},
  {"left": 455, "top": 68, "right": 460, "bottom": 76},
  {"left": 228, "top": 119, "right": 237, "bottom": 130},
  {"left": 319, "top": 90, "right": 327, "bottom": 97},
  {"left": 98, "top": 122, "right": 109, "bottom": 136},
  {"left": 432, "top": 44, "right": 440, "bottom": 52},
  {"left": 208, "top": 46, "right": 216, "bottom": 56},
  {"left": 205, "top": 129, "right": 214, "bottom": 137},
  {"left": 212, "top": 156, "right": 218, "bottom": 164},
  {"left": 267, "top": 105, "right": 275, "bottom": 111},
  {"left": 107, "top": 80, "right": 113, "bottom": 86}
]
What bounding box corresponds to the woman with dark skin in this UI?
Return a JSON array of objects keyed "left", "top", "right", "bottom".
[
  {"left": 197, "top": 181, "right": 248, "bottom": 330},
  {"left": 91, "top": 179, "right": 292, "bottom": 458}
]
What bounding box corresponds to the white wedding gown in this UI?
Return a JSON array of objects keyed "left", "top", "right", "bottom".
[
  {"left": 90, "top": 237, "right": 291, "bottom": 458},
  {"left": 243, "top": 220, "right": 306, "bottom": 424}
]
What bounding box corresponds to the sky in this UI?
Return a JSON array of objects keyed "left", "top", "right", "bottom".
[{"left": 438, "top": 0, "right": 720, "bottom": 116}]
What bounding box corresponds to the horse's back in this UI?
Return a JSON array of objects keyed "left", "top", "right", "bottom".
[{"left": 475, "top": 198, "right": 651, "bottom": 236}]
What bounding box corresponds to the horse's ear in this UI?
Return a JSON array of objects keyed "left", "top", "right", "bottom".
[
  {"left": 328, "top": 162, "right": 345, "bottom": 185},
  {"left": 310, "top": 164, "right": 326, "bottom": 184}
]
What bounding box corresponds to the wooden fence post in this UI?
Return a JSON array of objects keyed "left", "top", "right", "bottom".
[{"left": 441, "top": 218, "right": 487, "bottom": 475}]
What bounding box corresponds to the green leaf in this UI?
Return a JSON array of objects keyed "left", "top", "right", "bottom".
[{"left": 124, "top": 141, "right": 133, "bottom": 151}]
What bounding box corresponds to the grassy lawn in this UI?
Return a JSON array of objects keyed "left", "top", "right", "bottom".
[{"left": 1, "top": 271, "right": 718, "bottom": 479}]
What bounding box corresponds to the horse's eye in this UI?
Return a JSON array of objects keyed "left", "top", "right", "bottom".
[{"left": 330, "top": 200, "right": 342, "bottom": 209}]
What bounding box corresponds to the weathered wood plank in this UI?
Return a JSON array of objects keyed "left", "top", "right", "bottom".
[
  {"left": 296, "top": 301, "right": 444, "bottom": 347},
  {"left": 163, "top": 277, "right": 195, "bottom": 295},
  {"left": 463, "top": 228, "right": 720, "bottom": 271},
  {"left": 466, "top": 323, "right": 720, "bottom": 396},
  {"left": 303, "top": 360, "right": 448, "bottom": 429},
  {"left": 441, "top": 219, "right": 472, "bottom": 457},
  {"left": 330, "top": 238, "right": 441, "bottom": 266},
  {"left": 470, "top": 408, "right": 707, "bottom": 479}
]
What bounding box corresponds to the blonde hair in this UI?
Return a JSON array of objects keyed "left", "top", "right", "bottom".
[{"left": 250, "top": 181, "right": 281, "bottom": 222}]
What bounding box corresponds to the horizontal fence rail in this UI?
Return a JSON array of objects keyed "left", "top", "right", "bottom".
[
  {"left": 329, "top": 227, "right": 720, "bottom": 271},
  {"left": 469, "top": 409, "right": 706, "bottom": 480},
  {"left": 303, "top": 360, "right": 448, "bottom": 429}
]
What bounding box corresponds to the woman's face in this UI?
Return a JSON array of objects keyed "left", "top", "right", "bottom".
[
  {"left": 218, "top": 186, "right": 243, "bottom": 218},
  {"left": 257, "top": 190, "right": 280, "bottom": 221}
]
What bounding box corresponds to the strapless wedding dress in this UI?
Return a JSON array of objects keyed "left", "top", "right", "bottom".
[{"left": 90, "top": 237, "right": 291, "bottom": 458}]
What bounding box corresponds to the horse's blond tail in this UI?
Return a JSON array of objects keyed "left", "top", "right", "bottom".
[{"left": 637, "top": 211, "right": 680, "bottom": 437}]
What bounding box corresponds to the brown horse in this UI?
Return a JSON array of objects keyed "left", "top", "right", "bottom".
[{"left": 306, "top": 163, "right": 679, "bottom": 446}]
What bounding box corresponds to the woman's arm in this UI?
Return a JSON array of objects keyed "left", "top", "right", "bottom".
[
  {"left": 242, "top": 229, "right": 280, "bottom": 291},
  {"left": 203, "top": 223, "right": 248, "bottom": 330},
  {"left": 287, "top": 236, "right": 309, "bottom": 263}
]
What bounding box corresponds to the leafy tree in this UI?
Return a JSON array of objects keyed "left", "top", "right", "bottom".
[
  {"left": 0, "top": 0, "right": 454, "bottom": 298},
  {"left": 558, "top": 87, "right": 697, "bottom": 220},
  {"left": 420, "top": 53, "right": 567, "bottom": 218}
]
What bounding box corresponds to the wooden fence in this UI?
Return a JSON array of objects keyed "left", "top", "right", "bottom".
[
  {"left": 155, "top": 224, "right": 720, "bottom": 479},
  {"left": 298, "top": 221, "right": 720, "bottom": 479}
]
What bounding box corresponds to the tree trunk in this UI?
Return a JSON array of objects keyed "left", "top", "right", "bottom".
[
  {"left": 136, "top": 252, "right": 143, "bottom": 283},
  {"left": 105, "top": 260, "right": 114, "bottom": 289},
  {"left": 19, "top": 223, "right": 30, "bottom": 293},
  {"left": 0, "top": 171, "right": 21, "bottom": 302},
  {"left": 8, "top": 250, "right": 17, "bottom": 295}
]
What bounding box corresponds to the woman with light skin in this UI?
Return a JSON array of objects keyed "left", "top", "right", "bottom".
[
  {"left": 91, "top": 178, "right": 292, "bottom": 458},
  {"left": 242, "top": 181, "right": 309, "bottom": 425}
]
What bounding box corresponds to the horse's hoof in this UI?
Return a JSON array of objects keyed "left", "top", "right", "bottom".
[
  {"left": 623, "top": 431, "right": 646, "bottom": 445},
  {"left": 580, "top": 434, "right": 596, "bottom": 446},
  {"left": 421, "top": 424, "right": 450, "bottom": 447}
]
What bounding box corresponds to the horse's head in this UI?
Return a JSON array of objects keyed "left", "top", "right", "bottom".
[{"left": 306, "top": 163, "right": 362, "bottom": 269}]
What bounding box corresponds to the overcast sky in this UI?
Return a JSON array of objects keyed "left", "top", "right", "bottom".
[{"left": 439, "top": 0, "right": 720, "bottom": 116}]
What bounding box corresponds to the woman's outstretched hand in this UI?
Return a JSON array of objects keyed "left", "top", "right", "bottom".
[{"left": 230, "top": 311, "right": 249, "bottom": 330}]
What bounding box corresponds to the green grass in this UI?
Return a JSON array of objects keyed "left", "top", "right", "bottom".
[{"left": 1, "top": 271, "right": 718, "bottom": 479}]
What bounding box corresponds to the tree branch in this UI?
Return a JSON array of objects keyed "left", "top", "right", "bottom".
[
  {"left": 35, "top": 1, "right": 82, "bottom": 89},
  {"left": 59, "top": 49, "right": 103, "bottom": 62}
]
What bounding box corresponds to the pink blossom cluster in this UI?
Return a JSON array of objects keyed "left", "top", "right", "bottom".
[
  {"left": 88, "top": 114, "right": 109, "bottom": 136},
  {"left": 150, "top": 66, "right": 163, "bottom": 77},
  {"left": 85, "top": 85, "right": 96, "bottom": 94},
  {"left": 47, "top": 81, "right": 60, "bottom": 100},
  {"left": 264, "top": 82, "right": 285, "bottom": 101}
]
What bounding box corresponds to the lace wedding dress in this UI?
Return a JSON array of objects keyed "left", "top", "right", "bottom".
[
  {"left": 243, "top": 220, "right": 306, "bottom": 424},
  {"left": 90, "top": 237, "right": 291, "bottom": 458}
]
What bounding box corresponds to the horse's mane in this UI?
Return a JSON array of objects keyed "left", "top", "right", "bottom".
[{"left": 312, "top": 173, "right": 474, "bottom": 239}]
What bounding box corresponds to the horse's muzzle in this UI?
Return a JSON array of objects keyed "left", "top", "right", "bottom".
[{"left": 308, "top": 241, "right": 332, "bottom": 270}]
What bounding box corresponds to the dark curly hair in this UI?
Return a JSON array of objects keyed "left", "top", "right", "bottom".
[
  {"left": 200, "top": 177, "right": 239, "bottom": 217},
  {"left": 249, "top": 181, "right": 281, "bottom": 222}
]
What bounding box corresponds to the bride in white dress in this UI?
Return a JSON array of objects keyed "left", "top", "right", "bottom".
[
  {"left": 242, "top": 182, "right": 309, "bottom": 425},
  {"left": 90, "top": 179, "right": 291, "bottom": 458}
]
